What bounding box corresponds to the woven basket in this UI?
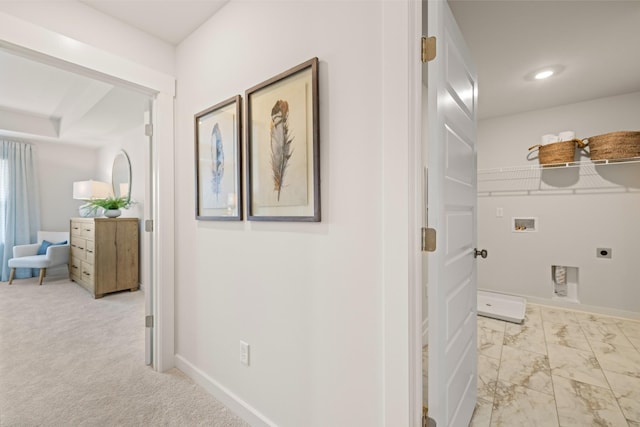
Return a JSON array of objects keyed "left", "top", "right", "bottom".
[
  {"left": 528, "top": 139, "right": 584, "bottom": 166},
  {"left": 585, "top": 131, "right": 640, "bottom": 161}
]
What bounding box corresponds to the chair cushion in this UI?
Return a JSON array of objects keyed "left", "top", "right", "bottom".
[
  {"left": 8, "top": 255, "right": 51, "bottom": 269},
  {"left": 37, "top": 240, "right": 68, "bottom": 255}
]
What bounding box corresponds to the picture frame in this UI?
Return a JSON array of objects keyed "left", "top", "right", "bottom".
[
  {"left": 194, "top": 95, "right": 242, "bottom": 220},
  {"left": 245, "top": 57, "right": 320, "bottom": 222}
]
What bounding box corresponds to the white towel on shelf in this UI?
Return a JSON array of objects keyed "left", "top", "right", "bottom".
[{"left": 558, "top": 131, "right": 575, "bottom": 142}]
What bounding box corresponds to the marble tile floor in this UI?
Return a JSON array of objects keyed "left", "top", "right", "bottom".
[{"left": 470, "top": 303, "right": 640, "bottom": 427}]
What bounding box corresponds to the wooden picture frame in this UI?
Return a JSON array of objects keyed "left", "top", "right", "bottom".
[
  {"left": 245, "top": 57, "right": 320, "bottom": 222},
  {"left": 194, "top": 95, "right": 242, "bottom": 220}
]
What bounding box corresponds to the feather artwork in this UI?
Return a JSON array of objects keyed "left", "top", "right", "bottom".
[
  {"left": 210, "top": 123, "right": 224, "bottom": 201},
  {"left": 270, "top": 100, "right": 294, "bottom": 201}
]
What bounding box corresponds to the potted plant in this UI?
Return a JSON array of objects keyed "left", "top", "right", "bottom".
[{"left": 86, "top": 196, "right": 132, "bottom": 218}]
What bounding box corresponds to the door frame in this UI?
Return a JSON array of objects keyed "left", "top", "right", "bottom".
[
  {"left": 0, "top": 11, "right": 176, "bottom": 371},
  {"left": 380, "top": 0, "right": 423, "bottom": 426}
]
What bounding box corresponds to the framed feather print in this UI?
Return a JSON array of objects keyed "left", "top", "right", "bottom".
[
  {"left": 194, "top": 95, "right": 242, "bottom": 220},
  {"left": 245, "top": 57, "right": 320, "bottom": 222}
]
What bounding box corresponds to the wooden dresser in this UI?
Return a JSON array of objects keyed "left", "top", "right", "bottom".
[{"left": 69, "top": 217, "right": 139, "bottom": 298}]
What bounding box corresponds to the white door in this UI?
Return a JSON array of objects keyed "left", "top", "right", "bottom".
[{"left": 426, "top": 0, "right": 478, "bottom": 425}]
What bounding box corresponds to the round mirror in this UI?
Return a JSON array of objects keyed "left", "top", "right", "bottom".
[{"left": 112, "top": 150, "right": 132, "bottom": 201}]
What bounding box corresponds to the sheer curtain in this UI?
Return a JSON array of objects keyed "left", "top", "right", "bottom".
[{"left": 0, "top": 140, "right": 41, "bottom": 281}]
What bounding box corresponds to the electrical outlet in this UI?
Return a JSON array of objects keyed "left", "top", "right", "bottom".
[
  {"left": 240, "top": 341, "right": 250, "bottom": 366},
  {"left": 496, "top": 207, "right": 504, "bottom": 218}
]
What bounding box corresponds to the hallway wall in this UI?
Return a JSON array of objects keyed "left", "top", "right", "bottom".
[{"left": 174, "top": 1, "right": 408, "bottom": 425}]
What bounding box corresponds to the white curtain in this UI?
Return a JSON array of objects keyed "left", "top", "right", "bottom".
[{"left": 0, "top": 140, "right": 41, "bottom": 281}]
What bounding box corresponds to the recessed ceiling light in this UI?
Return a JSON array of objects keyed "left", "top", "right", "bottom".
[
  {"left": 534, "top": 70, "right": 554, "bottom": 80},
  {"left": 524, "top": 65, "right": 565, "bottom": 82}
]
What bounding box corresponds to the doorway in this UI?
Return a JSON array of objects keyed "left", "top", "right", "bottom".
[{"left": 0, "top": 30, "right": 175, "bottom": 370}]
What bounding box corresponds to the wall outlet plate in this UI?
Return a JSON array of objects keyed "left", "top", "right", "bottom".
[
  {"left": 240, "top": 341, "right": 250, "bottom": 366},
  {"left": 597, "top": 248, "right": 612, "bottom": 259}
]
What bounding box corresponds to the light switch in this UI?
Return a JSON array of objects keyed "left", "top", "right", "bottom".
[{"left": 240, "top": 341, "right": 250, "bottom": 366}]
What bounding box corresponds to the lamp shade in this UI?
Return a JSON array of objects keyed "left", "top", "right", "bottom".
[{"left": 73, "top": 180, "right": 113, "bottom": 200}]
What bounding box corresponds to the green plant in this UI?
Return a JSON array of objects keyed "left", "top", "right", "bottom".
[{"left": 86, "top": 196, "right": 132, "bottom": 214}]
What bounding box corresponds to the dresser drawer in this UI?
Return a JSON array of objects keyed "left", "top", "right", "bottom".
[
  {"left": 70, "top": 222, "right": 83, "bottom": 237},
  {"left": 70, "top": 237, "right": 86, "bottom": 260},
  {"left": 69, "top": 256, "right": 82, "bottom": 280},
  {"left": 85, "top": 240, "right": 95, "bottom": 264},
  {"left": 81, "top": 261, "right": 94, "bottom": 285},
  {"left": 80, "top": 222, "right": 95, "bottom": 238}
]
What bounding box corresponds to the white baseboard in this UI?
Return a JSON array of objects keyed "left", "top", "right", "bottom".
[
  {"left": 174, "top": 354, "right": 277, "bottom": 427},
  {"left": 477, "top": 288, "right": 640, "bottom": 321}
]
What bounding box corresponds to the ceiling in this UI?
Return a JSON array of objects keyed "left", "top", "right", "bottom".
[
  {"left": 80, "top": 0, "right": 228, "bottom": 45},
  {"left": 0, "top": 48, "right": 150, "bottom": 148},
  {"left": 1, "top": 1, "right": 639, "bottom": 147},
  {"left": 449, "top": 0, "right": 640, "bottom": 119}
]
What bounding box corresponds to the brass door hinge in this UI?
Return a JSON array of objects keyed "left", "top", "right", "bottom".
[
  {"left": 421, "top": 227, "right": 436, "bottom": 252},
  {"left": 421, "top": 36, "right": 436, "bottom": 63}
]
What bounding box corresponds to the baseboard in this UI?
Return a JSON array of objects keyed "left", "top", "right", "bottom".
[
  {"left": 174, "top": 354, "right": 277, "bottom": 427},
  {"left": 478, "top": 288, "right": 640, "bottom": 321}
]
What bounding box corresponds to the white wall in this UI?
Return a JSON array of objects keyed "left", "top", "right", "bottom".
[
  {"left": 477, "top": 92, "right": 640, "bottom": 318},
  {"left": 31, "top": 140, "right": 98, "bottom": 232},
  {"left": 0, "top": 2, "right": 174, "bottom": 76},
  {"left": 174, "top": 1, "right": 401, "bottom": 425}
]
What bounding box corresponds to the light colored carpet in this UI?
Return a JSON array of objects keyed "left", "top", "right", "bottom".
[{"left": 0, "top": 276, "right": 249, "bottom": 427}]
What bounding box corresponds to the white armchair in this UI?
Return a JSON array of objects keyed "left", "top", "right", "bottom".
[{"left": 8, "top": 231, "right": 70, "bottom": 286}]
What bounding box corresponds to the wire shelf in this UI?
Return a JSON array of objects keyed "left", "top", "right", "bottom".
[{"left": 478, "top": 157, "right": 640, "bottom": 195}]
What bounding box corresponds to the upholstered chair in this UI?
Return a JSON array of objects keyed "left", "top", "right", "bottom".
[{"left": 8, "top": 231, "right": 70, "bottom": 286}]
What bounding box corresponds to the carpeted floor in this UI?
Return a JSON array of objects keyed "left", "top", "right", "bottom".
[{"left": 0, "top": 276, "right": 249, "bottom": 427}]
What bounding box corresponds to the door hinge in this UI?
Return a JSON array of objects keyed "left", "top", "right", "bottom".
[
  {"left": 421, "top": 227, "right": 436, "bottom": 252},
  {"left": 145, "top": 315, "right": 154, "bottom": 328},
  {"left": 421, "top": 36, "right": 436, "bottom": 63},
  {"left": 144, "top": 219, "right": 154, "bottom": 232},
  {"left": 145, "top": 123, "right": 153, "bottom": 137},
  {"left": 422, "top": 405, "right": 436, "bottom": 426}
]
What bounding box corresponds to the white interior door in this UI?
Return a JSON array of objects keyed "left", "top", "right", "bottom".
[{"left": 426, "top": 0, "right": 478, "bottom": 425}]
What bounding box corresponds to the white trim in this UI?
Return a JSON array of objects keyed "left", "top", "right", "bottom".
[
  {"left": 0, "top": 11, "right": 175, "bottom": 96},
  {"left": 175, "top": 355, "right": 277, "bottom": 427},
  {"left": 381, "top": 0, "right": 417, "bottom": 425},
  {"left": 478, "top": 288, "right": 640, "bottom": 321},
  {"left": 152, "top": 92, "right": 176, "bottom": 371},
  {"left": 408, "top": 0, "right": 424, "bottom": 426},
  {"left": 0, "top": 13, "right": 176, "bottom": 372}
]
